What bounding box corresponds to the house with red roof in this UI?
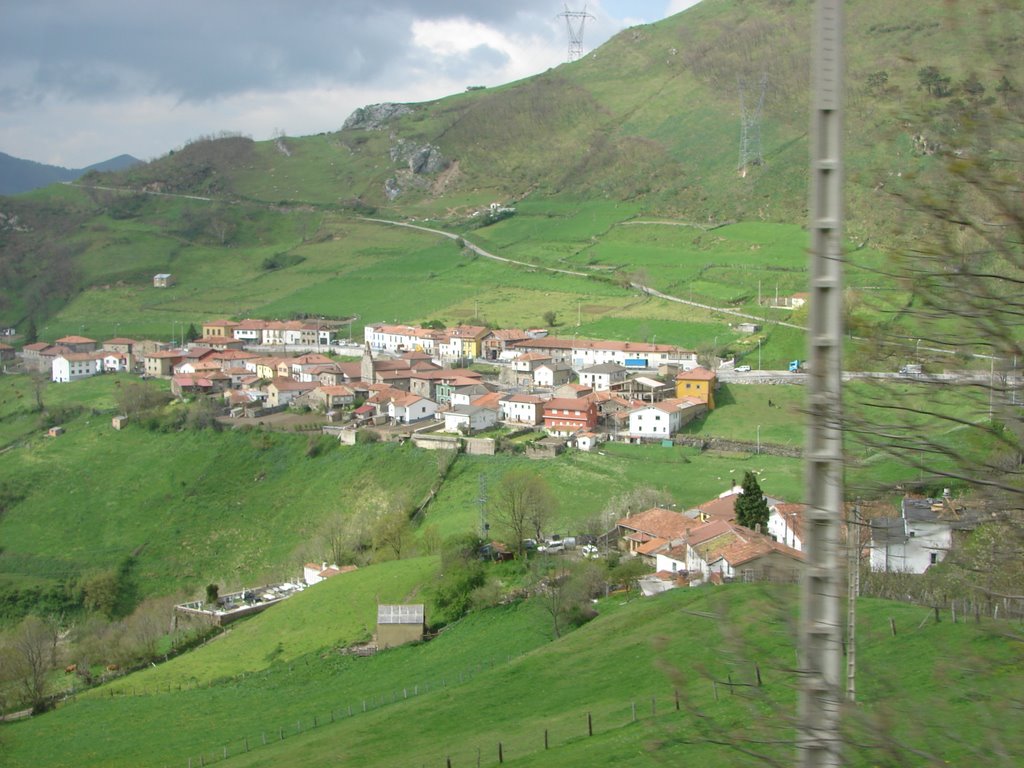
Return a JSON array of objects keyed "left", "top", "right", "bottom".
[
  {"left": 54, "top": 335, "right": 97, "bottom": 353},
  {"left": 542, "top": 397, "right": 597, "bottom": 437},
  {"left": 674, "top": 366, "right": 717, "bottom": 409}
]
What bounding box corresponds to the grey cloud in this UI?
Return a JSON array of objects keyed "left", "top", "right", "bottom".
[{"left": 0, "top": 1, "right": 559, "bottom": 103}]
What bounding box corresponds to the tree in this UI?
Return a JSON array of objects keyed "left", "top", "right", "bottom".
[
  {"left": 185, "top": 323, "right": 200, "bottom": 343},
  {"left": 489, "top": 470, "right": 557, "bottom": 558},
  {"left": 23, "top": 317, "right": 37, "bottom": 344},
  {"left": 734, "top": 470, "right": 769, "bottom": 531},
  {"left": 542, "top": 310, "right": 557, "bottom": 327},
  {"left": 114, "top": 381, "right": 170, "bottom": 419},
  {"left": 2, "top": 616, "right": 59, "bottom": 712},
  {"left": 205, "top": 584, "right": 219, "bottom": 605}
]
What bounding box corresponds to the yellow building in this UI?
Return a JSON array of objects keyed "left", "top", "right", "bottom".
[{"left": 674, "top": 367, "right": 717, "bottom": 409}]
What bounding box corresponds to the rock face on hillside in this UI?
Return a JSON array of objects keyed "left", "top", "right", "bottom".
[
  {"left": 342, "top": 103, "right": 414, "bottom": 131},
  {"left": 385, "top": 140, "right": 450, "bottom": 200},
  {"left": 390, "top": 141, "right": 449, "bottom": 175}
]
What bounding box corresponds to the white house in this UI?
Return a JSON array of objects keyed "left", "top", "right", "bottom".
[
  {"left": 767, "top": 503, "right": 806, "bottom": 551},
  {"left": 578, "top": 362, "right": 628, "bottom": 392},
  {"left": 444, "top": 404, "right": 498, "bottom": 434},
  {"left": 102, "top": 352, "right": 130, "bottom": 373},
  {"left": 534, "top": 362, "right": 573, "bottom": 387},
  {"left": 654, "top": 544, "right": 689, "bottom": 575},
  {"left": 386, "top": 392, "right": 438, "bottom": 424},
  {"left": 628, "top": 402, "right": 681, "bottom": 439},
  {"left": 52, "top": 353, "right": 103, "bottom": 383},
  {"left": 500, "top": 393, "right": 546, "bottom": 425},
  {"left": 364, "top": 323, "right": 441, "bottom": 354},
  {"left": 869, "top": 496, "right": 978, "bottom": 573}
]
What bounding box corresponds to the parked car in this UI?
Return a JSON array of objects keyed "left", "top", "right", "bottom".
[
  {"left": 580, "top": 544, "right": 600, "bottom": 559},
  {"left": 735, "top": 365, "right": 751, "bottom": 372}
]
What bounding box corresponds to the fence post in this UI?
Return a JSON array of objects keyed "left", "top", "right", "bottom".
[
  {"left": 545, "top": 729, "right": 549, "bottom": 749},
  {"left": 755, "top": 663, "right": 763, "bottom": 687},
  {"left": 244, "top": 736, "right": 249, "bottom": 753},
  {"left": 889, "top": 617, "right": 897, "bottom": 636},
  {"left": 588, "top": 712, "right": 593, "bottom": 736},
  {"left": 934, "top": 606, "right": 941, "bottom": 623},
  {"left": 713, "top": 681, "right": 719, "bottom": 701},
  {"left": 632, "top": 702, "right": 637, "bottom": 722},
  {"left": 498, "top": 742, "right": 503, "bottom": 764},
  {"left": 675, "top": 688, "right": 680, "bottom": 710}
]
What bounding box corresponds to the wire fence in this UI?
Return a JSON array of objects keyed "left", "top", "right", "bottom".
[{"left": 163, "top": 656, "right": 772, "bottom": 768}]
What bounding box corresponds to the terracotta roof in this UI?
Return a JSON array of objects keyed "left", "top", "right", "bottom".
[
  {"left": 637, "top": 537, "right": 670, "bottom": 556},
  {"left": 318, "top": 385, "right": 355, "bottom": 396},
  {"left": 772, "top": 503, "right": 807, "bottom": 540},
  {"left": 410, "top": 368, "right": 482, "bottom": 381},
  {"left": 55, "top": 335, "right": 96, "bottom": 344},
  {"left": 486, "top": 328, "right": 530, "bottom": 341},
  {"left": 22, "top": 342, "right": 51, "bottom": 352},
  {"left": 268, "top": 376, "right": 317, "bottom": 391},
  {"left": 388, "top": 391, "right": 429, "bottom": 407},
  {"left": 471, "top": 391, "right": 504, "bottom": 410},
  {"left": 676, "top": 366, "right": 717, "bottom": 381},
  {"left": 686, "top": 519, "right": 734, "bottom": 546},
  {"left": 104, "top": 337, "right": 137, "bottom": 345},
  {"left": 502, "top": 393, "right": 546, "bottom": 404},
  {"left": 617, "top": 508, "right": 692, "bottom": 540},
  {"left": 544, "top": 397, "right": 593, "bottom": 411}
]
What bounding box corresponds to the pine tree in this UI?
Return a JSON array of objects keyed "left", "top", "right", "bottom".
[
  {"left": 734, "top": 470, "right": 769, "bottom": 532},
  {"left": 185, "top": 323, "right": 200, "bottom": 342},
  {"left": 24, "top": 318, "right": 37, "bottom": 344}
]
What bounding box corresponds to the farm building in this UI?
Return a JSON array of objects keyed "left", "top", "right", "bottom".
[
  {"left": 153, "top": 273, "right": 175, "bottom": 288},
  {"left": 376, "top": 604, "right": 425, "bottom": 650}
]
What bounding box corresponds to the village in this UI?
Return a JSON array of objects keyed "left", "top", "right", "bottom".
[{"left": 6, "top": 314, "right": 991, "bottom": 614}]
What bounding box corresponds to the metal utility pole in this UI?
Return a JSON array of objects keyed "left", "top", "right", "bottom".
[
  {"left": 738, "top": 73, "right": 768, "bottom": 176},
  {"left": 477, "top": 474, "right": 489, "bottom": 541},
  {"left": 557, "top": 5, "right": 595, "bottom": 63},
  {"left": 846, "top": 504, "right": 860, "bottom": 703},
  {"left": 799, "top": 1, "right": 845, "bottom": 767}
]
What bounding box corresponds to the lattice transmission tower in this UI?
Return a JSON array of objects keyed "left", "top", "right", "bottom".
[
  {"left": 477, "top": 474, "right": 490, "bottom": 541},
  {"left": 557, "top": 4, "right": 595, "bottom": 62},
  {"left": 738, "top": 73, "right": 768, "bottom": 176}
]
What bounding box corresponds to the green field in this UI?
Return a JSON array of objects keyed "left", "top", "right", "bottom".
[{"left": 3, "top": 583, "right": 1021, "bottom": 768}]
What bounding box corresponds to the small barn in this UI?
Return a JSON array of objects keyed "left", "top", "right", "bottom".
[
  {"left": 376, "top": 604, "right": 425, "bottom": 650},
  {"left": 153, "top": 273, "right": 175, "bottom": 288}
]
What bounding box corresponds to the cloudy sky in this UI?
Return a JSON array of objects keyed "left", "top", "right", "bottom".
[{"left": 0, "top": 0, "right": 702, "bottom": 169}]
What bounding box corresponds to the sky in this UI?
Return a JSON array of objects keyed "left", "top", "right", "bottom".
[{"left": 0, "top": 1, "right": 702, "bottom": 169}]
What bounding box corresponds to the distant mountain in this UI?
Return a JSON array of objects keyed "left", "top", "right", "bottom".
[{"left": 0, "top": 151, "right": 141, "bottom": 196}]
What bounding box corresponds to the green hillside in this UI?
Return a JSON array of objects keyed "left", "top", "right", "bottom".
[
  {"left": 0, "top": 375, "right": 814, "bottom": 610},
  {"left": 3, "top": 583, "right": 1021, "bottom": 767},
  {"left": 1, "top": 0, "right": 1019, "bottom": 343}
]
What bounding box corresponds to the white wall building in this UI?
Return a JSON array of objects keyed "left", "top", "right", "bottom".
[{"left": 52, "top": 353, "right": 102, "bottom": 383}]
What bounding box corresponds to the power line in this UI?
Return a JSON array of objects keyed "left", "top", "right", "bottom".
[{"left": 557, "top": 4, "right": 595, "bottom": 63}]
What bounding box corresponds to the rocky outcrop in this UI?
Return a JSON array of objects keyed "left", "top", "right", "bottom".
[
  {"left": 389, "top": 140, "right": 449, "bottom": 175},
  {"left": 342, "top": 103, "right": 414, "bottom": 131}
]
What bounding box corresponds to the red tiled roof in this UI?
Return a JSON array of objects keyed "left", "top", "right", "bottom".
[
  {"left": 676, "top": 366, "right": 717, "bottom": 381},
  {"left": 55, "top": 335, "right": 96, "bottom": 344},
  {"left": 617, "top": 508, "right": 693, "bottom": 540}
]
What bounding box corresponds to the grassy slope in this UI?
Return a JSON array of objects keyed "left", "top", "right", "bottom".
[
  {"left": 1, "top": 368, "right": 986, "bottom": 600},
  {"left": 0, "top": 377, "right": 809, "bottom": 599},
  {"left": 4, "top": 585, "right": 1021, "bottom": 767}
]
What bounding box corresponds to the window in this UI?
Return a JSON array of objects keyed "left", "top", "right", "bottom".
[{"left": 930, "top": 552, "right": 938, "bottom": 565}]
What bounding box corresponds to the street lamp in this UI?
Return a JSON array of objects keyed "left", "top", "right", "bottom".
[{"left": 756, "top": 424, "right": 761, "bottom": 455}]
